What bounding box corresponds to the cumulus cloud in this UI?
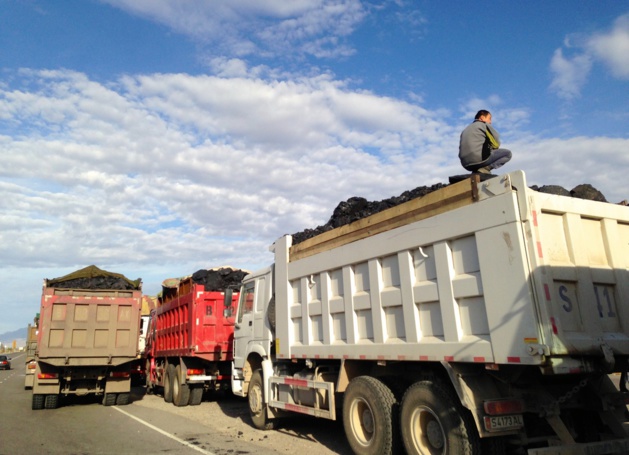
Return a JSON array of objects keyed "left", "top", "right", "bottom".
[
  {"left": 587, "top": 14, "right": 629, "bottom": 79},
  {"left": 100, "top": 0, "right": 366, "bottom": 58},
  {"left": 549, "top": 13, "right": 629, "bottom": 99},
  {"left": 0, "top": 69, "right": 455, "bottom": 282},
  {"left": 549, "top": 49, "right": 593, "bottom": 100}
]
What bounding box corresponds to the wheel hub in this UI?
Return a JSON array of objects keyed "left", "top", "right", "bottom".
[
  {"left": 361, "top": 407, "right": 374, "bottom": 434},
  {"left": 426, "top": 419, "right": 444, "bottom": 449},
  {"left": 350, "top": 398, "right": 375, "bottom": 446}
]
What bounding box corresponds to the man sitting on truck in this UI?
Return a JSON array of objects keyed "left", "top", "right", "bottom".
[{"left": 459, "top": 110, "right": 512, "bottom": 174}]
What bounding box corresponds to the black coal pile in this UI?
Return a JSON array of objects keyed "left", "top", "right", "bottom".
[
  {"left": 292, "top": 178, "right": 619, "bottom": 246},
  {"left": 191, "top": 267, "right": 249, "bottom": 291},
  {"left": 46, "top": 265, "right": 141, "bottom": 290},
  {"left": 530, "top": 183, "right": 607, "bottom": 202},
  {"left": 292, "top": 183, "right": 448, "bottom": 245}
]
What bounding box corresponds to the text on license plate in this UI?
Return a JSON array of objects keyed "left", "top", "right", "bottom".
[{"left": 484, "top": 414, "right": 524, "bottom": 432}]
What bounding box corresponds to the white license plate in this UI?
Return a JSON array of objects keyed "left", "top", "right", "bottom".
[{"left": 485, "top": 414, "right": 524, "bottom": 431}]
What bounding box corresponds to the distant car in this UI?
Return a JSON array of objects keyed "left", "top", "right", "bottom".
[{"left": 0, "top": 355, "right": 10, "bottom": 370}]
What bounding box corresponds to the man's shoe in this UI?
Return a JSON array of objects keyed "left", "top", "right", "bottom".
[{"left": 476, "top": 167, "right": 492, "bottom": 174}]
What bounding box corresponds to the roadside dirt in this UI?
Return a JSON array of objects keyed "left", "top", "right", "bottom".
[{"left": 130, "top": 387, "right": 352, "bottom": 455}]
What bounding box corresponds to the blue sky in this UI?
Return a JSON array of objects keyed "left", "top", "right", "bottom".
[{"left": 1, "top": 0, "right": 628, "bottom": 335}]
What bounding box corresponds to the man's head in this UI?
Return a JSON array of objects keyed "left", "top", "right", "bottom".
[{"left": 474, "top": 110, "right": 492, "bottom": 124}]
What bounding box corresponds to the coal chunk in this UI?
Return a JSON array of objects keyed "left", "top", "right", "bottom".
[
  {"left": 570, "top": 184, "right": 607, "bottom": 202},
  {"left": 530, "top": 185, "right": 571, "bottom": 197}
]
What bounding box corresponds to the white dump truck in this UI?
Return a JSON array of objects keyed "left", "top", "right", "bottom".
[{"left": 231, "top": 171, "right": 629, "bottom": 454}]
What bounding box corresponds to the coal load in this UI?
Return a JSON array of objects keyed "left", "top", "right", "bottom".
[
  {"left": 46, "top": 265, "right": 141, "bottom": 290},
  {"left": 292, "top": 177, "right": 617, "bottom": 246},
  {"left": 191, "top": 267, "right": 249, "bottom": 291},
  {"left": 530, "top": 183, "right": 607, "bottom": 202},
  {"left": 292, "top": 183, "right": 447, "bottom": 245}
]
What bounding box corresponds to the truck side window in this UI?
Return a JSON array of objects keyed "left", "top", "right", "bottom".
[{"left": 238, "top": 284, "right": 255, "bottom": 323}]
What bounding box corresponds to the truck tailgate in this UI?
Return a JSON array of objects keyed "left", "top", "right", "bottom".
[
  {"left": 38, "top": 288, "right": 142, "bottom": 366},
  {"left": 526, "top": 185, "right": 629, "bottom": 359}
]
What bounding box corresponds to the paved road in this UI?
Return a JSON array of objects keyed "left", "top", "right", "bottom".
[{"left": 0, "top": 353, "right": 350, "bottom": 455}]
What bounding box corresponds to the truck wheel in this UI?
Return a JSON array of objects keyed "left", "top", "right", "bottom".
[
  {"left": 116, "top": 393, "right": 130, "bottom": 406},
  {"left": 103, "top": 393, "right": 117, "bottom": 406},
  {"left": 164, "top": 364, "right": 175, "bottom": 403},
  {"left": 342, "top": 376, "right": 399, "bottom": 455},
  {"left": 400, "top": 378, "right": 480, "bottom": 455},
  {"left": 32, "top": 394, "right": 45, "bottom": 410},
  {"left": 248, "top": 369, "right": 274, "bottom": 430},
  {"left": 44, "top": 394, "right": 59, "bottom": 409},
  {"left": 173, "top": 365, "right": 190, "bottom": 407},
  {"left": 189, "top": 386, "right": 203, "bottom": 406}
]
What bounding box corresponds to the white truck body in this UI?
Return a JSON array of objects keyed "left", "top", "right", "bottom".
[{"left": 232, "top": 171, "right": 629, "bottom": 455}]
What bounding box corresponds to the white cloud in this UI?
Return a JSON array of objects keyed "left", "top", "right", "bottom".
[
  {"left": 0, "top": 69, "right": 454, "bottom": 278},
  {"left": 512, "top": 135, "right": 629, "bottom": 204},
  {"left": 100, "top": 0, "right": 366, "bottom": 58},
  {"left": 549, "top": 13, "right": 629, "bottom": 99},
  {"left": 549, "top": 48, "right": 593, "bottom": 100},
  {"left": 587, "top": 14, "right": 629, "bottom": 79}
]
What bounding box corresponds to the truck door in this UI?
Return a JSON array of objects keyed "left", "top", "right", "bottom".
[{"left": 233, "top": 281, "right": 255, "bottom": 370}]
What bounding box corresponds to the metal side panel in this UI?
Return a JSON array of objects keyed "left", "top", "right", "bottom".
[{"left": 280, "top": 192, "right": 540, "bottom": 364}]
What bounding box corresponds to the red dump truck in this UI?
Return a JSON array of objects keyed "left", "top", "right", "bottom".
[
  {"left": 32, "top": 265, "right": 142, "bottom": 409},
  {"left": 144, "top": 267, "right": 245, "bottom": 406}
]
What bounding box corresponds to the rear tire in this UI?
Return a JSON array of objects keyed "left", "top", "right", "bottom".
[
  {"left": 173, "top": 365, "right": 190, "bottom": 407},
  {"left": 400, "top": 377, "right": 481, "bottom": 455},
  {"left": 189, "top": 386, "right": 203, "bottom": 406},
  {"left": 102, "top": 393, "right": 116, "bottom": 406},
  {"left": 164, "top": 364, "right": 175, "bottom": 403},
  {"left": 116, "top": 392, "right": 130, "bottom": 406},
  {"left": 342, "top": 376, "right": 399, "bottom": 455},
  {"left": 44, "top": 394, "right": 59, "bottom": 409},
  {"left": 32, "top": 394, "right": 44, "bottom": 410},
  {"left": 248, "top": 369, "right": 274, "bottom": 430}
]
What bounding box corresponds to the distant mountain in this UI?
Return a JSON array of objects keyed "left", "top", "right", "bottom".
[{"left": 0, "top": 327, "right": 27, "bottom": 347}]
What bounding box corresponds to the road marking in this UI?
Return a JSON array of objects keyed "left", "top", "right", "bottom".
[{"left": 113, "top": 406, "right": 216, "bottom": 455}]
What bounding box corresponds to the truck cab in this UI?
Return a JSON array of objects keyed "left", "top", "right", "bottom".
[{"left": 231, "top": 266, "right": 274, "bottom": 397}]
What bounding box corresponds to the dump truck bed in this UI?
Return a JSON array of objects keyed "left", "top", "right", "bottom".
[
  {"left": 153, "top": 278, "right": 238, "bottom": 361},
  {"left": 273, "top": 171, "right": 629, "bottom": 369}
]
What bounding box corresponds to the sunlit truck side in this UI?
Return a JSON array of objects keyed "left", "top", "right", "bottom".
[{"left": 231, "top": 171, "right": 629, "bottom": 455}]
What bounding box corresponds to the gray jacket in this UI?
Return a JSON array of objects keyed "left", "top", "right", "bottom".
[{"left": 458, "top": 120, "right": 501, "bottom": 167}]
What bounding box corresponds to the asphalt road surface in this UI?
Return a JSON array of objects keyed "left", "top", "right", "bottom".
[
  {"left": 0, "top": 352, "right": 351, "bottom": 455},
  {"left": 2, "top": 354, "right": 628, "bottom": 455}
]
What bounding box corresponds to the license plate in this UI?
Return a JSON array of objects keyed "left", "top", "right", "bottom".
[{"left": 484, "top": 414, "right": 524, "bottom": 431}]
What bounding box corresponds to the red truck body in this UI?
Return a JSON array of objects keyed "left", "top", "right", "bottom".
[{"left": 144, "top": 276, "right": 239, "bottom": 406}]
